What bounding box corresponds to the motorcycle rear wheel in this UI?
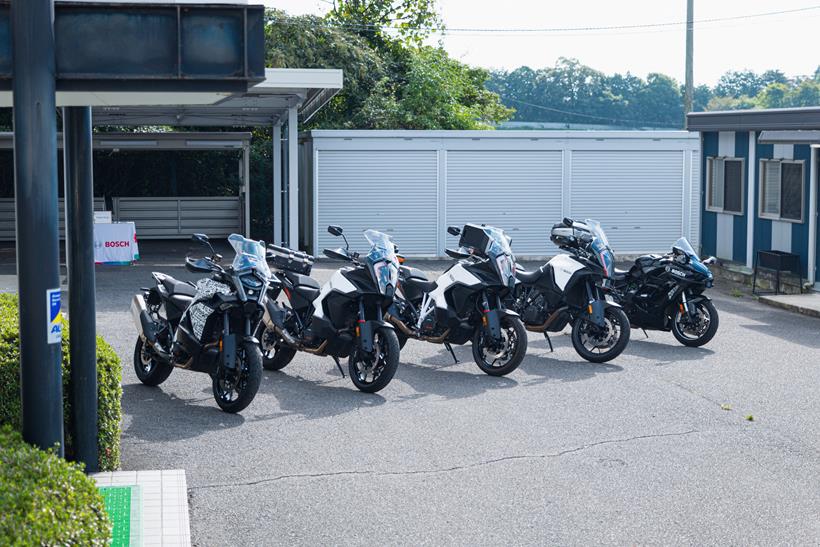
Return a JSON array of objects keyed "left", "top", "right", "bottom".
[
  {"left": 571, "top": 307, "right": 630, "bottom": 363},
  {"left": 471, "top": 315, "right": 527, "bottom": 376},
  {"left": 212, "top": 341, "right": 263, "bottom": 413},
  {"left": 258, "top": 326, "right": 297, "bottom": 371},
  {"left": 133, "top": 337, "right": 174, "bottom": 387}
]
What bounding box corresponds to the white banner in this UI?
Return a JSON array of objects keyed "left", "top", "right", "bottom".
[{"left": 94, "top": 222, "right": 140, "bottom": 264}]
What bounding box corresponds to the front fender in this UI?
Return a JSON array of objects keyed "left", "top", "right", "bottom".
[
  {"left": 688, "top": 294, "right": 711, "bottom": 304},
  {"left": 499, "top": 308, "right": 521, "bottom": 319},
  {"left": 358, "top": 319, "right": 394, "bottom": 353}
]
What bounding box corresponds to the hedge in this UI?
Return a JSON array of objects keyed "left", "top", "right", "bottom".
[
  {"left": 0, "top": 425, "right": 111, "bottom": 545},
  {"left": 0, "top": 293, "right": 122, "bottom": 471}
]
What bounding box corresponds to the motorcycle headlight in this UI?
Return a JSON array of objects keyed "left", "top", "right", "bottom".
[
  {"left": 373, "top": 260, "right": 399, "bottom": 295},
  {"left": 241, "top": 274, "right": 263, "bottom": 290},
  {"left": 495, "top": 254, "right": 515, "bottom": 288}
]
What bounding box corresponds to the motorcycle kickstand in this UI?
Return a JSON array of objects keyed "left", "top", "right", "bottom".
[
  {"left": 444, "top": 342, "right": 459, "bottom": 364},
  {"left": 331, "top": 355, "right": 345, "bottom": 378},
  {"left": 642, "top": 328, "right": 649, "bottom": 339},
  {"left": 543, "top": 332, "right": 554, "bottom": 352}
]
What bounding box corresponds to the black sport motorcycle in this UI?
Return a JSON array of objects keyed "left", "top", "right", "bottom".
[
  {"left": 131, "top": 233, "right": 269, "bottom": 413},
  {"left": 509, "top": 218, "right": 630, "bottom": 363},
  {"left": 257, "top": 226, "right": 401, "bottom": 393},
  {"left": 611, "top": 237, "right": 719, "bottom": 347},
  {"left": 386, "top": 223, "right": 527, "bottom": 376}
]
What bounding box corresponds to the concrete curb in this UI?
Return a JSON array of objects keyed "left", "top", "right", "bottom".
[{"left": 758, "top": 295, "right": 820, "bottom": 318}]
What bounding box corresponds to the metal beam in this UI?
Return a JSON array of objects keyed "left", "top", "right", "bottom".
[
  {"left": 62, "top": 106, "right": 97, "bottom": 472},
  {"left": 243, "top": 144, "right": 251, "bottom": 238},
  {"left": 287, "top": 106, "right": 299, "bottom": 249},
  {"left": 273, "top": 122, "right": 282, "bottom": 245},
  {"left": 12, "top": 0, "right": 64, "bottom": 454}
]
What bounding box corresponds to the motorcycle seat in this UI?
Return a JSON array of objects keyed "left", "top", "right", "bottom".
[
  {"left": 516, "top": 267, "right": 543, "bottom": 285},
  {"left": 399, "top": 265, "right": 428, "bottom": 282},
  {"left": 403, "top": 275, "right": 437, "bottom": 294},
  {"left": 161, "top": 276, "right": 197, "bottom": 297},
  {"left": 611, "top": 268, "right": 629, "bottom": 282},
  {"left": 283, "top": 271, "right": 320, "bottom": 291}
]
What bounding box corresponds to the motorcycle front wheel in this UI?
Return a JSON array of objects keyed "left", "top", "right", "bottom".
[
  {"left": 671, "top": 299, "right": 719, "bottom": 347},
  {"left": 212, "top": 341, "right": 263, "bottom": 413},
  {"left": 571, "top": 307, "right": 630, "bottom": 363},
  {"left": 133, "top": 337, "right": 174, "bottom": 387},
  {"left": 349, "top": 327, "right": 400, "bottom": 393},
  {"left": 258, "top": 325, "right": 297, "bottom": 371},
  {"left": 471, "top": 315, "right": 527, "bottom": 376}
]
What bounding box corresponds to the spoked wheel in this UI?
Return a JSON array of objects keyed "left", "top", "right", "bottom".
[
  {"left": 349, "top": 327, "right": 400, "bottom": 393},
  {"left": 258, "top": 325, "right": 297, "bottom": 371},
  {"left": 133, "top": 337, "right": 174, "bottom": 386},
  {"left": 672, "top": 299, "right": 719, "bottom": 347},
  {"left": 571, "top": 307, "right": 630, "bottom": 363},
  {"left": 471, "top": 316, "right": 527, "bottom": 376},
  {"left": 212, "top": 341, "right": 263, "bottom": 413}
]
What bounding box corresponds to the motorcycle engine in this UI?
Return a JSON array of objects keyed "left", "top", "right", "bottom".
[{"left": 521, "top": 293, "right": 548, "bottom": 325}]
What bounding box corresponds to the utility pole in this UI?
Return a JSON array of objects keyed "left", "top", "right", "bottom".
[{"left": 684, "top": 0, "right": 694, "bottom": 122}]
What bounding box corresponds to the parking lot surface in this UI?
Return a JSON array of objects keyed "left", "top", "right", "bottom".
[{"left": 4, "top": 243, "right": 819, "bottom": 545}]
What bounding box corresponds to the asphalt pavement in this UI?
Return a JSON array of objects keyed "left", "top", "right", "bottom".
[{"left": 3, "top": 242, "right": 818, "bottom": 545}]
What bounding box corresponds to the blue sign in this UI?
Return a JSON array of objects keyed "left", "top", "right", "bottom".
[{"left": 47, "top": 288, "right": 61, "bottom": 344}]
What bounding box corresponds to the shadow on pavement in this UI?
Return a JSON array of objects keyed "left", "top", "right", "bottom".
[
  {"left": 517, "top": 353, "right": 623, "bottom": 384},
  {"left": 394, "top": 359, "right": 518, "bottom": 401},
  {"left": 715, "top": 294, "right": 820, "bottom": 349},
  {"left": 252, "top": 369, "right": 387, "bottom": 421},
  {"left": 122, "top": 383, "right": 245, "bottom": 443},
  {"left": 624, "top": 337, "right": 714, "bottom": 365}
]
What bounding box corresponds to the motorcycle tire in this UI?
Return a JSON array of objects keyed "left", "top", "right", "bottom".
[
  {"left": 259, "top": 326, "right": 297, "bottom": 371},
  {"left": 349, "top": 327, "right": 400, "bottom": 393},
  {"left": 212, "top": 341, "right": 263, "bottom": 413},
  {"left": 471, "top": 315, "right": 527, "bottom": 376},
  {"left": 672, "top": 299, "right": 719, "bottom": 348},
  {"left": 571, "top": 307, "right": 630, "bottom": 363},
  {"left": 396, "top": 330, "right": 408, "bottom": 350},
  {"left": 133, "top": 337, "right": 174, "bottom": 387}
]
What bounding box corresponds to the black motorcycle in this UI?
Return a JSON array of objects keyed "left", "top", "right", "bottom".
[
  {"left": 611, "top": 237, "right": 719, "bottom": 347},
  {"left": 387, "top": 223, "right": 527, "bottom": 376},
  {"left": 257, "top": 226, "right": 401, "bottom": 393},
  {"left": 130, "top": 233, "right": 269, "bottom": 413},
  {"left": 510, "top": 218, "right": 630, "bottom": 363}
]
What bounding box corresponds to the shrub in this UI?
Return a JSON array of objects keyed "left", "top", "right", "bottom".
[
  {"left": 0, "top": 425, "right": 111, "bottom": 545},
  {"left": 0, "top": 293, "right": 122, "bottom": 471}
]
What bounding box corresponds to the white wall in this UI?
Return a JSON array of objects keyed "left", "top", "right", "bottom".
[{"left": 306, "top": 130, "right": 701, "bottom": 258}]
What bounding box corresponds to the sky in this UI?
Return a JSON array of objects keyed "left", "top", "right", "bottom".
[{"left": 261, "top": 0, "right": 819, "bottom": 86}]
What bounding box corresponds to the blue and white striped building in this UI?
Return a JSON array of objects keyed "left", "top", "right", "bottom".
[{"left": 687, "top": 108, "right": 820, "bottom": 286}]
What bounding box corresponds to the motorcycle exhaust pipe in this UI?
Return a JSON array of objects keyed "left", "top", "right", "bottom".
[
  {"left": 262, "top": 300, "right": 329, "bottom": 355},
  {"left": 525, "top": 308, "right": 565, "bottom": 333},
  {"left": 130, "top": 294, "right": 171, "bottom": 363},
  {"left": 384, "top": 313, "right": 450, "bottom": 343}
]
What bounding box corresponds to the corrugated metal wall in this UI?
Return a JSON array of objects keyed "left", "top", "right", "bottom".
[
  {"left": 316, "top": 150, "right": 439, "bottom": 256},
  {"left": 0, "top": 198, "right": 107, "bottom": 241},
  {"left": 307, "top": 131, "right": 701, "bottom": 258},
  {"left": 113, "top": 197, "right": 241, "bottom": 239},
  {"left": 446, "top": 150, "right": 563, "bottom": 255},
  {"left": 570, "top": 150, "right": 685, "bottom": 253}
]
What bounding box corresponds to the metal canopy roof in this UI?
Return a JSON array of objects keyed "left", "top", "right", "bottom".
[
  {"left": 0, "top": 131, "right": 252, "bottom": 150},
  {"left": 758, "top": 130, "right": 820, "bottom": 145},
  {"left": 687, "top": 107, "right": 820, "bottom": 132},
  {"left": 90, "top": 68, "right": 344, "bottom": 127}
]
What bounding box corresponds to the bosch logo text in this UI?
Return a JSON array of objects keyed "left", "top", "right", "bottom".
[{"left": 105, "top": 241, "right": 130, "bottom": 248}]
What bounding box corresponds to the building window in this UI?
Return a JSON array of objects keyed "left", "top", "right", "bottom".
[
  {"left": 706, "top": 157, "right": 744, "bottom": 214},
  {"left": 759, "top": 159, "right": 804, "bottom": 223}
]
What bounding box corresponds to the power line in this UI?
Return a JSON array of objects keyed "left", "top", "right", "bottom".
[
  {"left": 502, "top": 97, "right": 681, "bottom": 128},
  {"left": 269, "top": 4, "right": 820, "bottom": 35}
]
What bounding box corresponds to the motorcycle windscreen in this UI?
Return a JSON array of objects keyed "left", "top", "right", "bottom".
[{"left": 228, "top": 233, "right": 271, "bottom": 278}]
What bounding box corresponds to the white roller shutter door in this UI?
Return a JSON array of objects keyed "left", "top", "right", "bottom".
[
  {"left": 316, "top": 150, "right": 439, "bottom": 256},
  {"left": 446, "top": 150, "right": 563, "bottom": 255},
  {"left": 571, "top": 150, "right": 684, "bottom": 254}
]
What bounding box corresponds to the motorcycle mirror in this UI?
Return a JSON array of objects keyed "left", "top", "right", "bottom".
[
  {"left": 562, "top": 218, "right": 573, "bottom": 227},
  {"left": 703, "top": 256, "right": 717, "bottom": 265},
  {"left": 213, "top": 254, "right": 223, "bottom": 263},
  {"left": 447, "top": 226, "right": 461, "bottom": 236},
  {"left": 327, "top": 225, "right": 343, "bottom": 237},
  {"left": 192, "top": 233, "right": 216, "bottom": 256}
]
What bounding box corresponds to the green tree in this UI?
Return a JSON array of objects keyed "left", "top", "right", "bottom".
[
  {"left": 328, "top": 0, "right": 441, "bottom": 46},
  {"left": 755, "top": 82, "right": 790, "bottom": 108},
  {"left": 786, "top": 79, "right": 820, "bottom": 106}
]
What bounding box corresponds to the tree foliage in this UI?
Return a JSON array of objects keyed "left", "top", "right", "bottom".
[{"left": 328, "top": 0, "right": 441, "bottom": 46}]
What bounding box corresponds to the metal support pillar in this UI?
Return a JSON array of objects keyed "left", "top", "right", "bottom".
[
  {"left": 287, "top": 106, "right": 299, "bottom": 249},
  {"left": 12, "top": 0, "right": 65, "bottom": 454},
  {"left": 809, "top": 146, "right": 818, "bottom": 286},
  {"left": 62, "top": 107, "right": 97, "bottom": 472},
  {"left": 273, "top": 122, "right": 282, "bottom": 245},
  {"left": 243, "top": 144, "right": 251, "bottom": 238}
]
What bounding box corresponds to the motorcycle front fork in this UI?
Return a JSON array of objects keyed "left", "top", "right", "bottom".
[
  {"left": 679, "top": 291, "right": 695, "bottom": 319},
  {"left": 220, "top": 312, "right": 252, "bottom": 371},
  {"left": 357, "top": 299, "right": 375, "bottom": 354},
  {"left": 481, "top": 292, "right": 503, "bottom": 344}
]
